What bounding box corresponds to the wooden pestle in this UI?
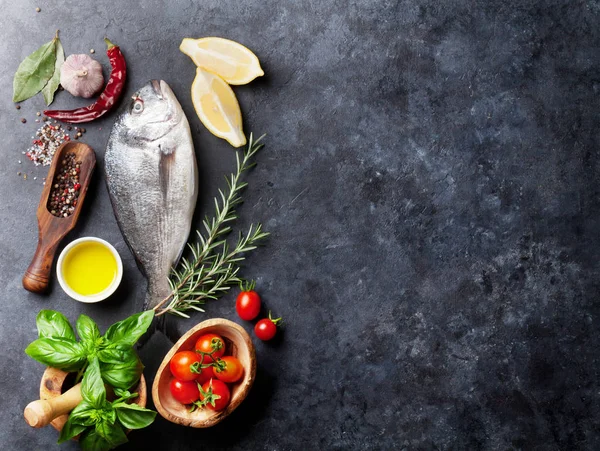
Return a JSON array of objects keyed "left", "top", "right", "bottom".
[{"left": 24, "top": 382, "right": 82, "bottom": 428}]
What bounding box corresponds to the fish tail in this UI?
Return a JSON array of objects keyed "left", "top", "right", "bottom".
[
  {"left": 144, "top": 277, "right": 173, "bottom": 310},
  {"left": 136, "top": 309, "right": 181, "bottom": 349},
  {"left": 136, "top": 279, "right": 181, "bottom": 347}
]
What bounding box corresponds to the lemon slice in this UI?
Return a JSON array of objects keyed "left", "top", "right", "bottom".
[
  {"left": 191, "top": 67, "right": 246, "bottom": 147},
  {"left": 180, "top": 37, "right": 264, "bottom": 85}
]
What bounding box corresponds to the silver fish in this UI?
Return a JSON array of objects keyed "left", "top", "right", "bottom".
[{"left": 105, "top": 80, "right": 198, "bottom": 310}]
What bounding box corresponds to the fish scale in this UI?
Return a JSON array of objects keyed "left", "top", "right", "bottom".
[{"left": 105, "top": 80, "right": 198, "bottom": 311}]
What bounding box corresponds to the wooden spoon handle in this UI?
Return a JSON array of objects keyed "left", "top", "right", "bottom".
[
  {"left": 24, "top": 383, "right": 82, "bottom": 428},
  {"left": 22, "top": 237, "right": 59, "bottom": 294}
]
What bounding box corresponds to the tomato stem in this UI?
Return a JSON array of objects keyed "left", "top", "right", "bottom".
[
  {"left": 268, "top": 310, "right": 283, "bottom": 326},
  {"left": 190, "top": 341, "right": 223, "bottom": 374}
]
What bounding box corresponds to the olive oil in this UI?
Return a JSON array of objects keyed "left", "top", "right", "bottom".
[{"left": 62, "top": 241, "right": 117, "bottom": 295}]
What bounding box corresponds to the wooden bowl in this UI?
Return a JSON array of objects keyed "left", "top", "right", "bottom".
[
  {"left": 152, "top": 318, "right": 256, "bottom": 428},
  {"left": 39, "top": 367, "right": 147, "bottom": 432}
]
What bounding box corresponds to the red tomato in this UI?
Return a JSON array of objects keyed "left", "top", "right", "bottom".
[
  {"left": 254, "top": 312, "right": 282, "bottom": 341},
  {"left": 170, "top": 379, "right": 200, "bottom": 404},
  {"left": 169, "top": 351, "right": 201, "bottom": 381},
  {"left": 236, "top": 289, "right": 261, "bottom": 321},
  {"left": 194, "top": 363, "right": 214, "bottom": 384},
  {"left": 199, "top": 379, "right": 231, "bottom": 411},
  {"left": 195, "top": 333, "right": 226, "bottom": 359},
  {"left": 213, "top": 356, "right": 244, "bottom": 383}
]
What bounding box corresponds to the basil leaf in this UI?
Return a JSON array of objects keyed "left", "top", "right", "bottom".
[
  {"left": 102, "top": 405, "right": 117, "bottom": 425},
  {"left": 68, "top": 400, "right": 96, "bottom": 427},
  {"left": 104, "top": 310, "right": 154, "bottom": 346},
  {"left": 41, "top": 38, "right": 63, "bottom": 105},
  {"left": 77, "top": 314, "right": 101, "bottom": 343},
  {"left": 100, "top": 355, "right": 143, "bottom": 389},
  {"left": 24, "top": 337, "right": 85, "bottom": 372},
  {"left": 114, "top": 403, "right": 156, "bottom": 429},
  {"left": 57, "top": 414, "right": 87, "bottom": 444},
  {"left": 95, "top": 420, "right": 128, "bottom": 448},
  {"left": 113, "top": 388, "right": 131, "bottom": 399},
  {"left": 13, "top": 34, "right": 57, "bottom": 103},
  {"left": 98, "top": 344, "right": 136, "bottom": 365},
  {"left": 81, "top": 358, "right": 106, "bottom": 408},
  {"left": 36, "top": 310, "right": 75, "bottom": 341},
  {"left": 80, "top": 430, "right": 111, "bottom": 451}
]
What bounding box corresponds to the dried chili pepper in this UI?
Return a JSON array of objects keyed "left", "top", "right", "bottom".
[{"left": 43, "top": 38, "right": 126, "bottom": 124}]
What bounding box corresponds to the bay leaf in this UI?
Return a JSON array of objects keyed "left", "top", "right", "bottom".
[
  {"left": 13, "top": 34, "right": 58, "bottom": 103},
  {"left": 42, "top": 38, "right": 64, "bottom": 105}
]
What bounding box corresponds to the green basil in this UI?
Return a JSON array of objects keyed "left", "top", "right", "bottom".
[
  {"left": 95, "top": 420, "right": 128, "bottom": 448},
  {"left": 68, "top": 400, "right": 96, "bottom": 427},
  {"left": 77, "top": 314, "right": 101, "bottom": 344},
  {"left": 81, "top": 359, "right": 106, "bottom": 408},
  {"left": 42, "top": 39, "right": 63, "bottom": 105},
  {"left": 24, "top": 337, "right": 85, "bottom": 372},
  {"left": 36, "top": 310, "right": 76, "bottom": 341},
  {"left": 102, "top": 405, "right": 117, "bottom": 426},
  {"left": 114, "top": 403, "right": 156, "bottom": 429},
  {"left": 13, "top": 33, "right": 58, "bottom": 103},
  {"left": 57, "top": 414, "right": 87, "bottom": 444},
  {"left": 80, "top": 430, "right": 111, "bottom": 451},
  {"left": 97, "top": 344, "right": 137, "bottom": 365},
  {"left": 113, "top": 387, "right": 135, "bottom": 400},
  {"left": 103, "top": 310, "right": 154, "bottom": 346},
  {"left": 100, "top": 354, "right": 143, "bottom": 389}
]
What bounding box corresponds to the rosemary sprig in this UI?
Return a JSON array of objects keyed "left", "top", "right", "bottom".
[{"left": 153, "top": 134, "right": 269, "bottom": 317}]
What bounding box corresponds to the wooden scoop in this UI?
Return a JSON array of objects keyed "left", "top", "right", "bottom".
[{"left": 22, "top": 142, "right": 96, "bottom": 294}]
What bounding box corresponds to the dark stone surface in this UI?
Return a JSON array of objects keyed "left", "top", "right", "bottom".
[{"left": 1, "top": 1, "right": 599, "bottom": 449}]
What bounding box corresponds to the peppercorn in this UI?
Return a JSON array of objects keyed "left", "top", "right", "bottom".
[
  {"left": 46, "top": 152, "right": 83, "bottom": 217},
  {"left": 21, "top": 118, "right": 26, "bottom": 123}
]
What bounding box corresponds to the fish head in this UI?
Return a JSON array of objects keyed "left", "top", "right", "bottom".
[{"left": 118, "top": 80, "right": 183, "bottom": 141}]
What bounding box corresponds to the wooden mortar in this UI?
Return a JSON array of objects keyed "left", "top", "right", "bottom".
[{"left": 24, "top": 367, "right": 147, "bottom": 431}]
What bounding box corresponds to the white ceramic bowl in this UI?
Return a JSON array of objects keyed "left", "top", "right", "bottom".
[{"left": 56, "top": 237, "right": 123, "bottom": 303}]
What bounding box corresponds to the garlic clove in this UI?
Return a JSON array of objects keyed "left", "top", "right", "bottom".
[{"left": 60, "top": 54, "right": 104, "bottom": 98}]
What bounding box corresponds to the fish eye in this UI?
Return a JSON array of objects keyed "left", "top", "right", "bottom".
[{"left": 132, "top": 99, "right": 144, "bottom": 113}]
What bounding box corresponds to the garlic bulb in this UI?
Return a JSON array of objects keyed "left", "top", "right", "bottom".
[{"left": 60, "top": 54, "right": 104, "bottom": 98}]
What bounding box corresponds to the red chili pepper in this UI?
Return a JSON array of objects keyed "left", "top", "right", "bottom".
[{"left": 43, "top": 38, "right": 127, "bottom": 124}]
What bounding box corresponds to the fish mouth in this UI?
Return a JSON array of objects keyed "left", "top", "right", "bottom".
[
  {"left": 151, "top": 80, "right": 163, "bottom": 99},
  {"left": 149, "top": 80, "right": 180, "bottom": 125}
]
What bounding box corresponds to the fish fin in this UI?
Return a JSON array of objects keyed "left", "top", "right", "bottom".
[{"left": 158, "top": 146, "right": 175, "bottom": 199}]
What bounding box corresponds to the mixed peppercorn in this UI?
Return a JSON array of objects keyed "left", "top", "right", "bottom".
[{"left": 47, "top": 152, "right": 82, "bottom": 218}]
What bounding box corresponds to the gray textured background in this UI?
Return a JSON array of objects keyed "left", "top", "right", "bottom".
[{"left": 1, "top": 0, "right": 599, "bottom": 450}]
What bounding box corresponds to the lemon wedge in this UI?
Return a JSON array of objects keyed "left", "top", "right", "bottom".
[
  {"left": 191, "top": 67, "right": 246, "bottom": 147},
  {"left": 180, "top": 37, "right": 264, "bottom": 85}
]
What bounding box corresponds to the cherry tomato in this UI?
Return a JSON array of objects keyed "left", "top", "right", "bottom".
[
  {"left": 194, "top": 362, "right": 214, "bottom": 384},
  {"left": 195, "top": 333, "right": 226, "bottom": 359},
  {"left": 170, "top": 379, "right": 200, "bottom": 404},
  {"left": 213, "top": 356, "right": 244, "bottom": 383},
  {"left": 169, "top": 351, "right": 201, "bottom": 381},
  {"left": 199, "top": 379, "right": 231, "bottom": 411},
  {"left": 254, "top": 312, "right": 282, "bottom": 341},
  {"left": 236, "top": 286, "right": 261, "bottom": 321}
]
